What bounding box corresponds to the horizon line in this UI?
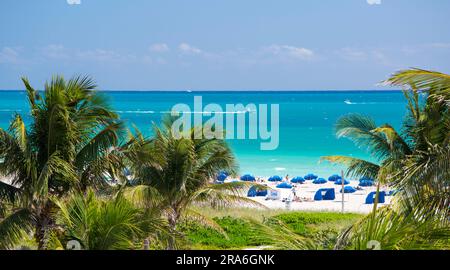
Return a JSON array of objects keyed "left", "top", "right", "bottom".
[{"left": 0, "top": 89, "right": 402, "bottom": 92}]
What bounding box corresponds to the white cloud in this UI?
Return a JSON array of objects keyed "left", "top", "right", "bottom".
[
  {"left": 338, "top": 48, "right": 368, "bottom": 61},
  {"left": 428, "top": 43, "right": 450, "bottom": 49},
  {"left": 0, "top": 47, "right": 20, "bottom": 64},
  {"left": 264, "top": 45, "right": 314, "bottom": 60},
  {"left": 40, "top": 45, "right": 138, "bottom": 64},
  {"left": 42, "top": 44, "right": 70, "bottom": 59},
  {"left": 67, "top": 0, "right": 81, "bottom": 5},
  {"left": 178, "top": 43, "right": 202, "bottom": 54},
  {"left": 372, "top": 50, "right": 390, "bottom": 65},
  {"left": 337, "top": 47, "right": 391, "bottom": 65},
  {"left": 367, "top": 0, "right": 381, "bottom": 5},
  {"left": 149, "top": 43, "right": 170, "bottom": 52},
  {"left": 76, "top": 49, "right": 129, "bottom": 62}
]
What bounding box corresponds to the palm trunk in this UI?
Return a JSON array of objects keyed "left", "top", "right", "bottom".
[
  {"left": 367, "top": 182, "right": 381, "bottom": 249},
  {"left": 167, "top": 209, "right": 180, "bottom": 250},
  {"left": 35, "top": 217, "right": 51, "bottom": 250},
  {"left": 34, "top": 202, "right": 55, "bottom": 250}
]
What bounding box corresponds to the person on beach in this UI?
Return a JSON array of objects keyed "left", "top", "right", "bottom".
[{"left": 291, "top": 186, "right": 296, "bottom": 197}]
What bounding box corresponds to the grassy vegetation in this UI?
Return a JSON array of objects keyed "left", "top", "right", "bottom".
[{"left": 179, "top": 208, "right": 363, "bottom": 250}]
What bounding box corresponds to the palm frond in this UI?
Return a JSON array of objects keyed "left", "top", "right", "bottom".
[
  {"left": 0, "top": 181, "right": 20, "bottom": 203},
  {"left": 0, "top": 208, "right": 34, "bottom": 249},
  {"left": 335, "top": 114, "right": 394, "bottom": 160},
  {"left": 321, "top": 156, "right": 380, "bottom": 179},
  {"left": 183, "top": 208, "right": 228, "bottom": 238},
  {"left": 191, "top": 182, "right": 267, "bottom": 209},
  {"left": 247, "top": 218, "right": 317, "bottom": 250}
]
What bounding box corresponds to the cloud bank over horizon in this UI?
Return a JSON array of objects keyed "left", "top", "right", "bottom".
[
  {"left": 367, "top": 0, "right": 382, "bottom": 5},
  {"left": 67, "top": 0, "right": 81, "bottom": 5}
]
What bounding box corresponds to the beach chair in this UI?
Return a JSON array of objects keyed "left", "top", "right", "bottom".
[
  {"left": 266, "top": 190, "right": 281, "bottom": 200},
  {"left": 365, "top": 191, "right": 386, "bottom": 204},
  {"left": 314, "top": 188, "right": 335, "bottom": 201},
  {"left": 256, "top": 190, "right": 268, "bottom": 197}
]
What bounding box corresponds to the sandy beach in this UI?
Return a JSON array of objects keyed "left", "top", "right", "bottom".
[
  {"left": 226, "top": 178, "right": 391, "bottom": 214},
  {"left": 1, "top": 174, "right": 389, "bottom": 214}
]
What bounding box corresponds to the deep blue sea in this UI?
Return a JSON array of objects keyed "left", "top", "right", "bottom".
[{"left": 0, "top": 90, "right": 407, "bottom": 178}]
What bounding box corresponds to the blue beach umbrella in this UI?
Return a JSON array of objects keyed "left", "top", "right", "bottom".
[
  {"left": 341, "top": 186, "right": 357, "bottom": 193},
  {"left": 328, "top": 174, "right": 342, "bottom": 182},
  {"left": 268, "top": 175, "right": 283, "bottom": 182},
  {"left": 290, "top": 176, "right": 305, "bottom": 184},
  {"left": 240, "top": 174, "right": 256, "bottom": 182},
  {"left": 313, "top": 178, "right": 327, "bottom": 184},
  {"left": 359, "top": 179, "right": 375, "bottom": 187},
  {"left": 216, "top": 172, "right": 228, "bottom": 182},
  {"left": 335, "top": 179, "right": 350, "bottom": 185},
  {"left": 276, "top": 182, "right": 293, "bottom": 189},
  {"left": 304, "top": 173, "right": 318, "bottom": 180}
]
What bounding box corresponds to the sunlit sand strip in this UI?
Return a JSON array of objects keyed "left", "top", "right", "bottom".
[{"left": 240, "top": 179, "right": 392, "bottom": 214}]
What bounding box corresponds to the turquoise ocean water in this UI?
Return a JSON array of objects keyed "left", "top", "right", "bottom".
[{"left": 0, "top": 91, "right": 407, "bottom": 178}]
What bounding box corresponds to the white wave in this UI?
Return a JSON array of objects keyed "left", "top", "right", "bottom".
[
  {"left": 116, "top": 110, "right": 155, "bottom": 114},
  {"left": 0, "top": 109, "right": 22, "bottom": 112},
  {"left": 344, "top": 100, "right": 378, "bottom": 105},
  {"left": 344, "top": 99, "right": 354, "bottom": 105},
  {"left": 275, "top": 167, "right": 286, "bottom": 171},
  {"left": 161, "top": 110, "right": 250, "bottom": 114}
]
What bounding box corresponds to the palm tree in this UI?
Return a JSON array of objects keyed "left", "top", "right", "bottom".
[
  {"left": 321, "top": 113, "right": 411, "bottom": 181},
  {"left": 0, "top": 75, "right": 125, "bottom": 249},
  {"left": 124, "top": 119, "right": 262, "bottom": 249},
  {"left": 384, "top": 69, "right": 450, "bottom": 215},
  {"left": 327, "top": 68, "right": 450, "bottom": 250}
]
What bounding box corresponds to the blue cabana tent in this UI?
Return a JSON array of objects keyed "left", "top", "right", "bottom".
[
  {"left": 340, "top": 186, "right": 357, "bottom": 193},
  {"left": 359, "top": 176, "right": 374, "bottom": 181},
  {"left": 290, "top": 176, "right": 305, "bottom": 184},
  {"left": 247, "top": 186, "right": 268, "bottom": 197},
  {"left": 314, "top": 188, "right": 335, "bottom": 201},
  {"left": 268, "top": 175, "right": 283, "bottom": 182},
  {"left": 240, "top": 174, "right": 256, "bottom": 182},
  {"left": 276, "top": 182, "right": 293, "bottom": 189},
  {"left": 328, "top": 174, "right": 342, "bottom": 182},
  {"left": 313, "top": 178, "right": 327, "bottom": 184},
  {"left": 247, "top": 186, "right": 257, "bottom": 197},
  {"left": 359, "top": 179, "right": 375, "bottom": 187},
  {"left": 335, "top": 179, "right": 350, "bottom": 185},
  {"left": 304, "top": 173, "right": 318, "bottom": 180},
  {"left": 365, "top": 191, "right": 386, "bottom": 204}
]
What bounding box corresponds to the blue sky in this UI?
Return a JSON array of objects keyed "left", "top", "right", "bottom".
[{"left": 1, "top": 0, "right": 449, "bottom": 90}]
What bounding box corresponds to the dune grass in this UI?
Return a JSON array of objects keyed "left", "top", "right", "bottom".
[{"left": 180, "top": 208, "right": 363, "bottom": 250}]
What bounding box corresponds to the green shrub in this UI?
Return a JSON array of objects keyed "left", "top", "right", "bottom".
[
  {"left": 179, "top": 216, "right": 271, "bottom": 249},
  {"left": 273, "top": 212, "right": 362, "bottom": 249}
]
